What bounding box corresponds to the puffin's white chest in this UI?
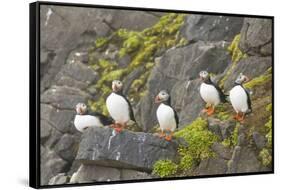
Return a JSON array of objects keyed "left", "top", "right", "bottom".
[
  {"left": 200, "top": 83, "right": 220, "bottom": 105},
  {"left": 74, "top": 115, "right": 102, "bottom": 132},
  {"left": 156, "top": 103, "right": 176, "bottom": 132},
  {"left": 106, "top": 93, "right": 130, "bottom": 123},
  {"left": 229, "top": 85, "right": 249, "bottom": 113}
]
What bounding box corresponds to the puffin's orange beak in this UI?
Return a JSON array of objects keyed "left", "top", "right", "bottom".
[
  {"left": 155, "top": 95, "right": 161, "bottom": 103},
  {"left": 244, "top": 76, "right": 250, "bottom": 83}
]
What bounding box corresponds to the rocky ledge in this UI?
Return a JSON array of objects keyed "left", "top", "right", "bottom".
[{"left": 76, "top": 127, "right": 179, "bottom": 172}]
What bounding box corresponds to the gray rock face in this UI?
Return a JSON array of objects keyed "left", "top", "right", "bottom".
[
  {"left": 70, "top": 164, "right": 121, "bottom": 183},
  {"left": 197, "top": 157, "right": 228, "bottom": 175},
  {"left": 223, "top": 56, "right": 272, "bottom": 90},
  {"left": 227, "top": 146, "right": 262, "bottom": 173},
  {"left": 120, "top": 169, "right": 153, "bottom": 180},
  {"left": 180, "top": 15, "right": 244, "bottom": 42},
  {"left": 40, "top": 5, "right": 163, "bottom": 92},
  {"left": 48, "top": 173, "right": 69, "bottom": 185},
  {"left": 76, "top": 127, "right": 179, "bottom": 172},
  {"left": 41, "top": 86, "right": 91, "bottom": 110},
  {"left": 136, "top": 41, "right": 231, "bottom": 131},
  {"left": 239, "top": 18, "right": 272, "bottom": 56},
  {"left": 69, "top": 164, "right": 152, "bottom": 183},
  {"left": 211, "top": 142, "right": 232, "bottom": 160},
  {"left": 55, "top": 61, "right": 98, "bottom": 90},
  {"left": 40, "top": 146, "right": 68, "bottom": 185},
  {"left": 253, "top": 132, "right": 266, "bottom": 149},
  {"left": 208, "top": 118, "right": 236, "bottom": 140}
]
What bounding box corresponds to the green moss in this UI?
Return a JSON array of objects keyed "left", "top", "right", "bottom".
[
  {"left": 174, "top": 117, "right": 218, "bottom": 161},
  {"left": 266, "top": 103, "right": 272, "bottom": 112},
  {"left": 178, "top": 147, "right": 195, "bottom": 170},
  {"left": 95, "top": 37, "right": 109, "bottom": 48},
  {"left": 244, "top": 68, "right": 272, "bottom": 89},
  {"left": 222, "top": 125, "right": 239, "bottom": 147},
  {"left": 88, "top": 13, "right": 187, "bottom": 114},
  {"left": 88, "top": 99, "right": 108, "bottom": 116},
  {"left": 215, "top": 104, "right": 231, "bottom": 121},
  {"left": 152, "top": 160, "right": 178, "bottom": 177},
  {"left": 259, "top": 148, "right": 272, "bottom": 166},
  {"left": 227, "top": 34, "right": 246, "bottom": 63},
  {"left": 265, "top": 116, "right": 272, "bottom": 148}
]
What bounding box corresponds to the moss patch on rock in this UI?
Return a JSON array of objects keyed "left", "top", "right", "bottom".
[
  {"left": 152, "top": 159, "right": 178, "bottom": 177},
  {"left": 244, "top": 67, "right": 272, "bottom": 89},
  {"left": 219, "top": 34, "right": 247, "bottom": 88},
  {"left": 227, "top": 34, "right": 246, "bottom": 63},
  {"left": 88, "top": 13, "right": 187, "bottom": 115},
  {"left": 259, "top": 148, "right": 272, "bottom": 166},
  {"left": 174, "top": 117, "right": 218, "bottom": 173}
]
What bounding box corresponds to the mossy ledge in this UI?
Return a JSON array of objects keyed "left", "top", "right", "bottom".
[
  {"left": 244, "top": 67, "right": 272, "bottom": 89},
  {"left": 153, "top": 117, "right": 219, "bottom": 177},
  {"left": 88, "top": 13, "right": 187, "bottom": 115}
]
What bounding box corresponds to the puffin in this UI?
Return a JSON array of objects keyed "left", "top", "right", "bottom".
[
  {"left": 106, "top": 80, "right": 135, "bottom": 132},
  {"left": 199, "top": 70, "right": 226, "bottom": 116},
  {"left": 155, "top": 90, "right": 179, "bottom": 141},
  {"left": 229, "top": 73, "right": 252, "bottom": 122},
  {"left": 74, "top": 103, "right": 113, "bottom": 132}
]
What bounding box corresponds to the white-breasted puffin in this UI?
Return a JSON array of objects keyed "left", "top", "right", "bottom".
[
  {"left": 199, "top": 71, "right": 226, "bottom": 116},
  {"left": 155, "top": 90, "right": 179, "bottom": 141},
  {"left": 74, "top": 103, "right": 113, "bottom": 132},
  {"left": 106, "top": 80, "right": 135, "bottom": 132},
  {"left": 229, "top": 73, "right": 252, "bottom": 122}
]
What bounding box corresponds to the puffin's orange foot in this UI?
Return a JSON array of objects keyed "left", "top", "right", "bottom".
[
  {"left": 237, "top": 115, "right": 245, "bottom": 123},
  {"left": 233, "top": 114, "right": 239, "bottom": 120},
  {"left": 114, "top": 127, "right": 123, "bottom": 133},
  {"left": 207, "top": 107, "right": 215, "bottom": 116},
  {"left": 165, "top": 135, "right": 172, "bottom": 141}
]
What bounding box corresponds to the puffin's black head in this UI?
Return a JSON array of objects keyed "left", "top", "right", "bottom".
[
  {"left": 155, "top": 90, "right": 170, "bottom": 104},
  {"left": 235, "top": 73, "right": 249, "bottom": 85},
  {"left": 199, "top": 70, "right": 210, "bottom": 82},
  {"left": 76, "top": 103, "right": 87, "bottom": 115},
  {"left": 112, "top": 80, "right": 123, "bottom": 93}
]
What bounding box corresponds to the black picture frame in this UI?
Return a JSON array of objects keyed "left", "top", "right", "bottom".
[{"left": 30, "top": 1, "right": 274, "bottom": 189}]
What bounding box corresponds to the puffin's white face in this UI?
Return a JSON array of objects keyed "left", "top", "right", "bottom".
[
  {"left": 235, "top": 73, "right": 249, "bottom": 84},
  {"left": 112, "top": 80, "right": 123, "bottom": 92},
  {"left": 76, "top": 103, "right": 87, "bottom": 115},
  {"left": 155, "top": 90, "right": 170, "bottom": 103},
  {"left": 199, "top": 71, "right": 209, "bottom": 81}
]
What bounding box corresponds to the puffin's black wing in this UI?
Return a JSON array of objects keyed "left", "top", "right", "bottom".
[
  {"left": 120, "top": 94, "right": 136, "bottom": 122},
  {"left": 243, "top": 86, "right": 252, "bottom": 112},
  {"left": 87, "top": 110, "right": 114, "bottom": 126},
  {"left": 210, "top": 81, "right": 227, "bottom": 103},
  {"left": 173, "top": 108, "right": 179, "bottom": 128}
]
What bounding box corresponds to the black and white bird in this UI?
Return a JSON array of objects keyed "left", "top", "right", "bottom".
[
  {"left": 106, "top": 80, "right": 135, "bottom": 132},
  {"left": 155, "top": 90, "right": 179, "bottom": 141},
  {"left": 229, "top": 73, "right": 252, "bottom": 122},
  {"left": 199, "top": 71, "right": 226, "bottom": 116},
  {"left": 74, "top": 103, "right": 113, "bottom": 132}
]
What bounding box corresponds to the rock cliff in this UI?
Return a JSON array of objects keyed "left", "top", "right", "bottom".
[{"left": 40, "top": 5, "right": 272, "bottom": 185}]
